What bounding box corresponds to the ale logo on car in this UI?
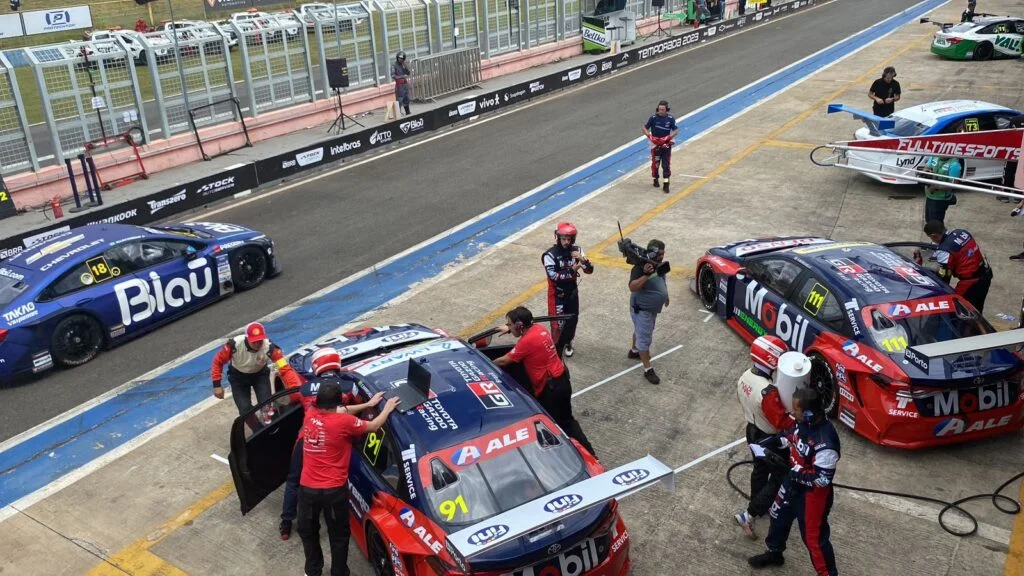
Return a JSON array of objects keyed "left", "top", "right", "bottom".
[
  {"left": 469, "top": 524, "right": 509, "bottom": 546},
  {"left": 543, "top": 493, "right": 583, "bottom": 514},
  {"left": 611, "top": 468, "right": 650, "bottom": 486},
  {"left": 451, "top": 445, "right": 480, "bottom": 466}
]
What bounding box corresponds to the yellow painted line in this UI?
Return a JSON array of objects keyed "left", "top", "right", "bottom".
[
  {"left": 764, "top": 139, "right": 819, "bottom": 150},
  {"left": 85, "top": 481, "right": 235, "bottom": 575},
  {"left": 1007, "top": 479, "right": 1024, "bottom": 576}
]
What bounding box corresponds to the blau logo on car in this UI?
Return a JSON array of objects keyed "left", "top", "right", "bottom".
[
  {"left": 543, "top": 493, "right": 583, "bottom": 513},
  {"left": 611, "top": 468, "right": 650, "bottom": 487},
  {"left": 468, "top": 524, "right": 509, "bottom": 546}
]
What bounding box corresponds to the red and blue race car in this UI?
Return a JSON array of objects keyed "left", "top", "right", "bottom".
[
  {"left": 691, "top": 237, "right": 1024, "bottom": 449},
  {"left": 231, "top": 324, "right": 672, "bottom": 575}
]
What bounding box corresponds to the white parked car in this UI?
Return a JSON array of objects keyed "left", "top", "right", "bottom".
[
  {"left": 294, "top": 3, "right": 333, "bottom": 28},
  {"left": 87, "top": 29, "right": 173, "bottom": 65},
  {"left": 836, "top": 99, "right": 1023, "bottom": 184},
  {"left": 230, "top": 11, "right": 300, "bottom": 38}
]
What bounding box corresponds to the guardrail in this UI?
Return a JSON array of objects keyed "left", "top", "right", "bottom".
[
  {"left": 410, "top": 47, "right": 483, "bottom": 102},
  {"left": 0, "top": 0, "right": 815, "bottom": 259}
]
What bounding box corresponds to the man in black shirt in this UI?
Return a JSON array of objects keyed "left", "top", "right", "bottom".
[
  {"left": 869, "top": 67, "right": 901, "bottom": 118},
  {"left": 961, "top": 0, "right": 976, "bottom": 23}
]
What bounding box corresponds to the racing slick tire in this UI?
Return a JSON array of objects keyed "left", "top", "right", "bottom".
[
  {"left": 697, "top": 263, "right": 717, "bottom": 311},
  {"left": 974, "top": 41, "right": 994, "bottom": 60},
  {"left": 808, "top": 353, "right": 840, "bottom": 418},
  {"left": 230, "top": 246, "right": 268, "bottom": 291},
  {"left": 366, "top": 524, "right": 396, "bottom": 576},
  {"left": 50, "top": 314, "right": 104, "bottom": 368}
]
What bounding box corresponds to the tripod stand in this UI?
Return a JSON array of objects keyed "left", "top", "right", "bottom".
[
  {"left": 327, "top": 88, "right": 364, "bottom": 135},
  {"left": 644, "top": 6, "right": 671, "bottom": 39}
]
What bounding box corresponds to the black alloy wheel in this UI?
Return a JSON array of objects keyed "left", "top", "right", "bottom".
[
  {"left": 809, "top": 353, "right": 840, "bottom": 417},
  {"left": 50, "top": 314, "right": 104, "bottom": 367},
  {"left": 698, "top": 263, "right": 717, "bottom": 311},
  {"left": 975, "top": 42, "right": 994, "bottom": 60},
  {"left": 230, "top": 247, "right": 268, "bottom": 291},
  {"left": 366, "top": 524, "right": 395, "bottom": 576}
]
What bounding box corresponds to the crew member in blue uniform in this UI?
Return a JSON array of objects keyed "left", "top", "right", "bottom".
[
  {"left": 542, "top": 221, "right": 594, "bottom": 357},
  {"left": 642, "top": 100, "right": 679, "bottom": 193},
  {"left": 749, "top": 387, "right": 841, "bottom": 576},
  {"left": 915, "top": 221, "right": 993, "bottom": 313}
]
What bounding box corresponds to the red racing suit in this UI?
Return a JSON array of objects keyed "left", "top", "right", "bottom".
[
  {"left": 935, "top": 228, "right": 992, "bottom": 313},
  {"left": 542, "top": 243, "right": 594, "bottom": 353},
  {"left": 765, "top": 417, "right": 841, "bottom": 576}
]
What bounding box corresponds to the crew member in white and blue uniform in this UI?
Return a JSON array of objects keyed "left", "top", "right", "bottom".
[{"left": 642, "top": 100, "right": 679, "bottom": 193}]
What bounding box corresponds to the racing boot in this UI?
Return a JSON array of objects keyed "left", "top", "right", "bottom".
[
  {"left": 748, "top": 550, "right": 785, "bottom": 569},
  {"left": 653, "top": 177, "right": 660, "bottom": 188},
  {"left": 662, "top": 179, "right": 670, "bottom": 193}
]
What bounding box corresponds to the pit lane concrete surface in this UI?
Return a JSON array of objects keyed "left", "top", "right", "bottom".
[{"left": 3, "top": 0, "right": 1024, "bottom": 574}]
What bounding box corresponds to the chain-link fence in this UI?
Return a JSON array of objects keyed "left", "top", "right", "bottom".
[
  {"left": 26, "top": 39, "right": 148, "bottom": 166},
  {"left": 0, "top": 53, "right": 38, "bottom": 174},
  {"left": 435, "top": 0, "right": 481, "bottom": 51},
  {"left": 140, "top": 24, "right": 238, "bottom": 138},
  {"left": 233, "top": 13, "right": 316, "bottom": 117},
  {"left": 312, "top": 4, "right": 379, "bottom": 91}
]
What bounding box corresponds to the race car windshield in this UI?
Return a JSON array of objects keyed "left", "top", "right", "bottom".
[
  {"left": 423, "top": 421, "right": 586, "bottom": 530},
  {"left": 0, "top": 275, "right": 30, "bottom": 307},
  {"left": 887, "top": 117, "right": 932, "bottom": 137},
  {"left": 865, "top": 299, "right": 991, "bottom": 354},
  {"left": 152, "top": 226, "right": 214, "bottom": 240}
]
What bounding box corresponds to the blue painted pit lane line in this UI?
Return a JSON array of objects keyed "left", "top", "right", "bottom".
[{"left": 0, "top": 0, "right": 948, "bottom": 511}]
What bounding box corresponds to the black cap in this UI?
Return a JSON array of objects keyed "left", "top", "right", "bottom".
[
  {"left": 883, "top": 66, "right": 897, "bottom": 76},
  {"left": 315, "top": 380, "right": 343, "bottom": 409}
]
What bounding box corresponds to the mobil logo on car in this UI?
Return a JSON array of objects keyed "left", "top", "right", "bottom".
[{"left": 743, "top": 281, "right": 810, "bottom": 351}]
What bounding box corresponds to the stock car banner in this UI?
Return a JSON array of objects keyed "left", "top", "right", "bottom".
[{"left": 841, "top": 128, "right": 1024, "bottom": 161}]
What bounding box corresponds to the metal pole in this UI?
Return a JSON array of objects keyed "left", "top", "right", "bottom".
[
  {"left": 451, "top": 0, "right": 457, "bottom": 48},
  {"left": 167, "top": 0, "right": 192, "bottom": 115}
]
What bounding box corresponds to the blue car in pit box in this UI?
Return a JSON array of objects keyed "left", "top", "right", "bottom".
[
  {"left": 231, "top": 324, "right": 671, "bottom": 576},
  {"left": 0, "top": 222, "right": 280, "bottom": 383}
]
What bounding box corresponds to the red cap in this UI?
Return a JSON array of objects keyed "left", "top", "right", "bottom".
[{"left": 245, "top": 322, "right": 267, "bottom": 344}]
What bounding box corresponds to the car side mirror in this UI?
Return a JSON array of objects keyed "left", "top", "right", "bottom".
[{"left": 735, "top": 267, "right": 747, "bottom": 282}]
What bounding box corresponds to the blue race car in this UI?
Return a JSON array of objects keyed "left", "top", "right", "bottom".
[
  {"left": 231, "top": 324, "right": 670, "bottom": 576},
  {"left": 0, "top": 221, "right": 280, "bottom": 383}
]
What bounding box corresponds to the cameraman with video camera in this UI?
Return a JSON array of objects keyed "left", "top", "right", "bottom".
[{"left": 626, "top": 239, "right": 670, "bottom": 384}]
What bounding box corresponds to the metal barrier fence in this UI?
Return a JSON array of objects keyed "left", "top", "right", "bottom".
[
  {"left": 409, "top": 46, "right": 482, "bottom": 101},
  {"left": 0, "top": 53, "right": 38, "bottom": 173},
  {"left": 27, "top": 39, "right": 148, "bottom": 166},
  {"left": 232, "top": 13, "right": 316, "bottom": 117},
  {"left": 0, "top": 0, "right": 670, "bottom": 175},
  {"left": 140, "top": 24, "right": 239, "bottom": 137}
]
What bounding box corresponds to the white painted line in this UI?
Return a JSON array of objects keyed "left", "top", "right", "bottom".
[
  {"left": 699, "top": 309, "right": 715, "bottom": 323},
  {"left": 673, "top": 438, "right": 745, "bottom": 474},
  {"left": 233, "top": 190, "right": 252, "bottom": 198},
  {"left": 210, "top": 454, "right": 230, "bottom": 466},
  {"left": 572, "top": 345, "right": 683, "bottom": 398},
  {"left": 842, "top": 489, "right": 1011, "bottom": 545}
]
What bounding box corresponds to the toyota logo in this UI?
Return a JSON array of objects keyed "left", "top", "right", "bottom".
[{"left": 547, "top": 543, "right": 562, "bottom": 555}]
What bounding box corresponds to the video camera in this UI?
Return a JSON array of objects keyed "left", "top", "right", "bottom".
[{"left": 616, "top": 221, "right": 670, "bottom": 276}]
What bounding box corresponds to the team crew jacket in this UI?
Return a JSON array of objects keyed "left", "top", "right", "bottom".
[
  {"left": 935, "top": 229, "right": 990, "bottom": 289},
  {"left": 543, "top": 244, "right": 594, "bottom": 288},
  {"left": 211, "top": 335, "right": 288, "bottom": 387},
  {"left": 736, "top": 371, "right": 796, "bottom": 434}
]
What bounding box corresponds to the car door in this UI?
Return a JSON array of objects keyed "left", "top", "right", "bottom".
[
  {"left": 38, "top": 250, "right": 143, "bottom": 341},
  {"left": 229, "top": 388, "right": 304, "bottom": 515},
  {"left": 350, "top": 419, "right": 407, "bottom": 520},
  {"left": 984, "top": 20, "right": 1023, "bottom": 56},
  {"left": 468, "top": 314, "right": 571, "bottom": 387},
  {"left": 731, "top": 257, "right": 812, "bottom": 350},
  {"left": 107, "top": 238, "right": 219, "bottom": 335}
]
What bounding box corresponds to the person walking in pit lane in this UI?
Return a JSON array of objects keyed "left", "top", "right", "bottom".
[
  {"left": 543, "top": 222, "right": 594, "bottom": 357},
  {"left": 749, "top": 387, "right": 841, "bottom": 576},
  {"left": 211, "top": 322, "right": 287, "bottom": 430},
  {"left": 642, "top": 100, "right": 679, "bottom": 193},
  {"left": 391, "top": 51, "right": 412, "bottom": 116},
  {"left": 298, "top": 381, "right": 398, "bottom": 576},
  {"left": 915, "top": 221, "right": 993, "bottom": 313},
  {"left": 734, "top": 336, "right": 797, "bottom": 539},
  {"left": 494, "top": 306, "right": 597, "bottom": 457},
  {"left": 276, "top": 347, "right": 360, "bottom": 541}
]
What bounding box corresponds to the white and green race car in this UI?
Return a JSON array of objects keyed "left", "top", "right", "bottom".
[{"left": 926, "top": 16, "right": 1024, "bottom": 60}]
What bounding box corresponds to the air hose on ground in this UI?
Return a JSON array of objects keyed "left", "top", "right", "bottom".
[{"left": 726, "top": 459, "right": 1023, "bottom": 537}]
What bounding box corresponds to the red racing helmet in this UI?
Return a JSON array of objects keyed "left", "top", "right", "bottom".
[
  {"left": 555, "top": 221, "right": 578, "bottom": 244},
  {"left": 311, "top": 347, "right": 343, "bottom": 376},
  {"left": 751, "top": 335, "right": 787, "bottom": 374},
  {"left": 245, "top": 322, "right": 267, "bottom": 345}
]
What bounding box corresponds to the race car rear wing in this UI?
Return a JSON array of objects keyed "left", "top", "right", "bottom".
[
  {"left": 829, "top": 163, "right": 1024, "bottom": 201},
  {"left": 825, "top": 104, "right": 895, "bottom": 136},
  {"left": 466, "top": 314, "right": 575, "bottom": 347},
  {"left": 445, "top": 454, "right": 674, "bottom": 569},
  {"left": 904, "top": 330, "right": 1024, "bottom": 378}
]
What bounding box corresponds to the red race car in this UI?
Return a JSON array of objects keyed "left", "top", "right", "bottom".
[
  {"left": 230, "top": 324, "right": 673, "bottom": 574},
  {"left": 691, "top": 236, "right": 1024, "bottom": 449}
]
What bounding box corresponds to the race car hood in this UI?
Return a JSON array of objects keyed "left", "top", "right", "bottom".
[
  {"left": 286, "top": 324, "right": 444, "bottom": 375},
  {"left": 167, "top": 221, "right": 259, "bottom": 241}
]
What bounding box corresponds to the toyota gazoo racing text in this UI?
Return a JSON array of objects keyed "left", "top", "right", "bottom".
[
  {"left": 232, "top": 324, "right": 671, "bottom": 575},
  {"left": 691, "top": 237, "right": 1024, "bottom": 449},
  {"left": 0, "top": 222, "right": 280, "bottom": 383}
]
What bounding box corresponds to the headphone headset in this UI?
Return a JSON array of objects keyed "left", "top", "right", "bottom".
[{"left": 657, "top": 100, "right": 670, "bottom": 112}]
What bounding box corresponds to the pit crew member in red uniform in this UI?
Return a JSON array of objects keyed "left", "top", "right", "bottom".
[
  {"left": 211, "top": 322, "right": 287, "bottom": 424},
  {"left": 278, "top": 347, "right": 360, "bottom": 540},
  {"left": 542, "top": 221, "right": 594, "bottom": 357},
  {"left": 494, "top": 306, "right": 597, "bottom": 457},
  {"left": 734, "top": 336, "right": 797, "bottom": 539},
  {"left": 298, "top": 381, "right": 398, "bottom": 576},
  {"left": 749, "top": 388, "right": 841, "bottom": 576},
  {"left": 915, "top": 221, "right": 993, "bottom": 313},
  {"left": 642, "top": 100, "right": 679, "bottom": 193}
]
